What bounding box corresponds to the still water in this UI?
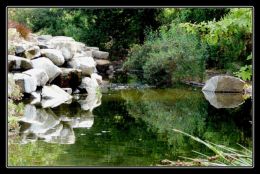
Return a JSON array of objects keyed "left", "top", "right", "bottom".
[{"left": 8, "top": 87, "right": 252, "bottom": 166}]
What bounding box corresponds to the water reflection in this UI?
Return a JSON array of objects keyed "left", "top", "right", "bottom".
[
  {"left": 19, "top": 92, "right": 101, "bottom": 144},
  {"left": 202, "top": 91, "right": 247, "bottom": 108}
]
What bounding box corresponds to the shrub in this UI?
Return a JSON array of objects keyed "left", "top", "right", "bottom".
[
  {"left": 124, "top": 24, "right": 207, "bottom": 87},
  {"left": 8, "top": 20, "right": 31, "bottom": 39},
  {"left": 180, "top": 8, "right": 252, "bottom": 73}
]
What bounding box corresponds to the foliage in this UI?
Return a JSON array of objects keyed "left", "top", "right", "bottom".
[
  {"left": 8, "top": 20, "right": 31, "bottom": 39},
  {"left": 180, "top": 8, "right": 252, "bottom": 73},
  {"left": 171, "top": 129, "right": 252, "bottom": 166},
  {"left": 8, "top": 100, "right": 24, "bottom": 134},
  {"left": 124, "top": 24, "right": 207, "bottom": 86},
  {"left": 158, "top": 8, "right": 230, "bottom": 26},
  {"left": 8, "top": 74, "right": 23, "bottom": 100},
  {"left": 234, "top": 53, "right": 252, "bottom": 81}
]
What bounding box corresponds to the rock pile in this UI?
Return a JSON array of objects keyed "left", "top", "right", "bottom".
[{"left": 8, "top": 29, "right": 107, "bottom": 108}]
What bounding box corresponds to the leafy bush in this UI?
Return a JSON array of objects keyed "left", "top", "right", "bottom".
[
  {"left": 180, "top": 8, "right": 252, "bottom": 73},
  {"left": 124, "top": 24, "right": 207, "bottom": 87},
  {"left": 157, "top": 8, "right": 230, "bottom": 26}
]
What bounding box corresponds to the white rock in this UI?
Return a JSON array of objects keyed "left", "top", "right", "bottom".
[
  {"left": 202, "top": 75, "right": 245, "bottom": 93},
  {"left": 91, "top": 73, "right": 102, "bottom": 84},
  {"left": 24, "top": 46, "right": 41, "bottom": 59},
  {"left": 41, "top": 85, "right": 73, "bottom": 108},
  {"left": 68, "top": 57, "right": 96, "bottom": 76},
  {"left": 40, "top": 49, "right": 65, "bottom": 66},
  {"left": 30, "top": 91, "right": 41, "bottom": 105},
  {"left": 13, "top": 73, "right": 37, "bottom": 93},
  {"left": 31, "top": 57, "right": 62, "bottom": 83},
  {"left": 23, "top": 68, "right": 49, "bottom": 86},
  {"left": 92, "top": 50, "right": 109, "bottom": 59},
  {"left": 8, "top": 55, "right": 32, "bottom": 71}
]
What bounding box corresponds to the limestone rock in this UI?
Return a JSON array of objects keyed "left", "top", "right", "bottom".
[
  {"left": 23, "top": 68, "right": 49, "bottom": 86},
  {"left": 68, "top": 57, "right": 96, "bottom": 76},
  {"left": 40, "top": 49, "right": 65, "bottom": 66},
  {"left": 202, "top": 75, "right": 245, "bottom": 93},
  {"left": 24, "top": 46, "right": 41, "bottom": 59},
  {"left": 31, "top": 57, "right": 62, "bottom": 83},
  {"left": 92, "top": 50, "right": 109, "bottom": 59},
  {"left": 52, "top": 68, "right": 82, "bottom": 89},
  {"left": 41, "top": 85, "right": 73, "bottom": 108},
  {"left": 8, "top": 55, "right": 32, "bottom": 71},
  {"left": 13, "top": 73, "right": 37, "bottom": 93}
]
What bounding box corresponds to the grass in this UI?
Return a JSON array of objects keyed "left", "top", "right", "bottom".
[{"left": 158, "top": 129, "right": 252, "bottom": 167}]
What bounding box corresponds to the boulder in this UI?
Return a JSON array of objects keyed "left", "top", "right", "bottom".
[
  {"left": 47, "top": 36, "right": 77, "bottom": 61},
  {"left": 95, "top": 59, "right": 111, "bottom": 74},
  {"left": 202, "top": 75, "right": 245, "bottom": 93},
  {"left": 92, "top": 50, "right": 109, "bottom": 59},
  {"left": 40, "top": 49, "right": 65, "bottom": 66},
  {"left": 68, "top": 57, "right": 96, "bottom": 76},
  {"left": 52, "top": 68, "right": 82, "bottom": 89},
  {"left": 37, "top": 35, "right": 53, "bottom": 43},
  {"left": 41, "top": 85, "right": 73, "bottom": 108},
  {"left": 79, "top": 76, "right": 99, "bottom": 94},
  {"left": 24, "top": 46, "right": 41, "bottom": 59},
  {"left": 23, "top": 69, "right": 49, "bottom": 86},
  {"left": 73, "top": 50, "right": 93, "bottom": 58},
  {"left": 91, "top": 73, "right": 102, "bottom": 84},
  {"left": 8, "top": 55, "right": 32, "bottom": 71},
  {"left": 85, "top": 47, "right": 99, "bottom": 51},
  {"left": 202, "top": 91, "right": 245, "bottom": 109},
  {"left": 15, "top": 43, "right": 31, "bottom": 54},
  {"left": 31, "top": 57, "right": 62, "bottom": 83},
  {"left": 13, "top": 73, "right": 37, "bottom": 93}
]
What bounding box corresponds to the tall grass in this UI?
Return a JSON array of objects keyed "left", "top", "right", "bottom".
[{"left": 158, "top": 129, "right": 252, "bottom": 166}]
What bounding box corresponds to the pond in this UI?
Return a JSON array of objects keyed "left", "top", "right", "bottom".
[{"left": 8, "top": 86, "right": 253, "bottom": 167}]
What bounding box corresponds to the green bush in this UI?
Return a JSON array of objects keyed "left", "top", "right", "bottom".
[
  {"left": 124, "top": 24, "right": 207, "bottom": 87},
  {"left": 180, "top": 8, "right": 252, "bottom": 73}
]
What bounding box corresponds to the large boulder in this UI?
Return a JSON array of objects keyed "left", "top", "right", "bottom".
[
  {"left": 52, "top": 68, "right": 82, "bottom": 89},
  {"left": 8, "top": 55, "right": 32, "bottom": 71},
  {"left": 13, "top": 73, "right": 37, "bottom": 93},
  {"left": 95, "top": 59, "right": 111, "bottom": 74},
  {"left": 31, "top": 57, "right": 62, "bottom": 83},
  {"left": 41, "top": 85, "right": 73, "bottom": 108},
  {"left": 91, "top": 73, "right": 102, "bottom": 85},
  {"left": 202, "top": 91, "right": 245, "bottom": 109},
  {"left": 79, "top": 76, "right": 99, "bottom": 94},
  {"left": 202, "top": 75, "right": 245, "bottom": 93},
  {"left": 92, "top": 50, "right": 109, "bottom": 59},
  {"left": 40, "top": 49, "right": 65, "bottom": 66},
  {"left": 68, "top": 57, "right": 96, "bottom": 76},
  {"left": 24, "top": 46, "right": 41, "bottom": 59},
  {"left": 47, "top": 36, "right": 78, "bottom": 61},
  {"left": 22, "top": 68, "right": 49, "bottom": 86}
]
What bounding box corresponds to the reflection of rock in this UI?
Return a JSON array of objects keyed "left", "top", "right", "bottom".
[
  {"left": 78, "top": 93, "right": 102, "bottom": 112},
  {"left": 202, "top": 75, "right": 245, "bottom": 93},
  {"left": 41, "top": 85, "right": 73, "bottom": 108},
  {"left": 19, "top": 103, "right": 97, "bottom": 144},
  {"left": 20, "top": 105, "right": 60, "bottom": 133},
  {"left": 202, "top": 91, "right": 245, "bottom": 108}
]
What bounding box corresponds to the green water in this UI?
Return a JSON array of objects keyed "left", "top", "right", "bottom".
[{"left": 8, "top": 87, "right": 252, "bottom": 166}]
